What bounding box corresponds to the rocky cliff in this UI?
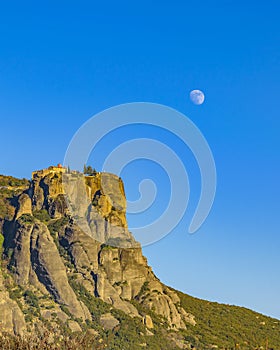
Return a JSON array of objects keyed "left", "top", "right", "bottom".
[
  {"left": 1, "top": 169, "right": 280, "bottom": 350},
  {"left": 0, "top": 168, "right": 195, "bottom": 349}
]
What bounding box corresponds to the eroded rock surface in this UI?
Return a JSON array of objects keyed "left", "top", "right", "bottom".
[
  {"left": 0, "top": 270, "right": 26, "bottom": 336},
  {"left": 0, "top": 167, "right": 195, "bottom": 336}
]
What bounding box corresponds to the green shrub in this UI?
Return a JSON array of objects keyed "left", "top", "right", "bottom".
[
  {"left": 0, "top": 233, "right": 4, "bottom": 255},
  {"left": 9, "top": 286, "right": 23, "bottom": 301},
  {"left": 83, "top": 165, "right": 97, "bottom": 176},
  {"left": 48, "top": 217, "right": 69, "bottom": 237},
  {"left": 33, "top": 209, "right": 51, "bottom": 222},
  {"left": 18, "top": 214, "right": 35, "bottom": 224},
  {"left": 0, "top": 175, "right": 29, "bottom": 188},
  {"left": 24, "top": 290, "right": 40, "bottom": 309},
  {"left": 136, "top": 281, "right": 150, "bottom": 298},
  {"left": 60, "top": 305, "right": 72, "bottom": 317}
]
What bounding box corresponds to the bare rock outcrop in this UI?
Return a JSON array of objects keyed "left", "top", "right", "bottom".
[
  {"left": 1, "top": 167, "right": 196, "bottom": 334},
  {"left": 100, "top": 313, "right": 119, "bottom": 330},
  {"left": 15, "top": 193, "right": 32, "bottom": 220},
  {"left": 29, "top": 221, "right": 90, "bottom": 320},
  {"left": 0, "top": 270, "right": 26, "bottom": 336},
  {"left": 143, "top": 314, "right": 154, "bottom": 329}
]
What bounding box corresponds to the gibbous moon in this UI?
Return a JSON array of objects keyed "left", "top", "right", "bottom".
[{"left": 190, "top": 89, "right": 205, "bottom": 105}]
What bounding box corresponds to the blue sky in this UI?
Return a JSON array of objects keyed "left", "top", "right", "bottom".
[{"left": 0, "top": 1, "right": 280, "bottom": 318}]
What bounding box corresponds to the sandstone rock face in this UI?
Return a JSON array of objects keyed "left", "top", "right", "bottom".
[
  {"left": 29, "top": 221, "right": 90, "bottom": 320},
  {"left": 178, "top": 307, "right": 196, "bottom": 326},
  {"left": 63, "top": 172, "right": 135, "bottom": 247},
  {"left": 13, "top": 221, "right": 33, "bottom": 285},
  {"left": 15, "top": 193, "right": 32, "bottom": 219},
  {"left": 138, "top": 282, "right": 188, "bottom": 329},
  {"left": 68, "top": 320, "right": 82, "bottom": 333},
  {"left": 10, "top": 217, "right": 90, "bottom": 321},
  {"left": 100, "top": 313, "right": 120, "bottom": 330},
  {"left": 0, "top": 167, "right": 195, "bottom": 335},
  {"left": 31, "top": 175, "right": 45, "bottom": 211},
  {"left": 98, "top": 247, "right": 150, "bottom": 300},
  {"left": 60, "top": 224, "right": 139, "bottom": 317},
  {"left": 0, "top": 270, "right": 26, "bottom": 336},
  {"left": 143, "top": 314, "right": 154, "bottom": 329}
]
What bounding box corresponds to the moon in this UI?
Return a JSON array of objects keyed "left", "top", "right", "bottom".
[{"left": 190, "top": 89, "right": 205, "bottom": 105}]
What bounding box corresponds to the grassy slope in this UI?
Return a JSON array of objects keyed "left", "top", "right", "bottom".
[{"left": 176, "top": 289, "right": 280, "bottom": 349}]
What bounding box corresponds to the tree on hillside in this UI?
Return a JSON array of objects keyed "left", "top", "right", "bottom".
[{"left": 83, "top": 165, "right": 97, "bottom": 176}]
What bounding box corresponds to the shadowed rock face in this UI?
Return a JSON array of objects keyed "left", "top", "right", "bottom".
[
  {"left": 0, "top": 168, "right": 195, "bottom": 337},
  {"left": 15, "top": 194, "right": 32, "bottom": 220}
]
